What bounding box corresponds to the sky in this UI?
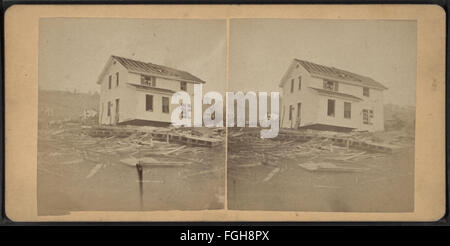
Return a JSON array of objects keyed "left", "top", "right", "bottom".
[
  {"left": 39, "top": 18, "right": 417, "bottom": 106},
  {"left": 39, "top": 18, "right": 226, "bottom": 93},
  {"left": 229, "top": 19, "right": 417, "bottom": 106}
]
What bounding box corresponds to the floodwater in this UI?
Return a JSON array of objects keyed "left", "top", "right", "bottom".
[
  {"left": 37, "top": 127, "right": 225, "bottom": 215},
  {"left": 227, "top": 131, "right": 414, "bottom": 212}
]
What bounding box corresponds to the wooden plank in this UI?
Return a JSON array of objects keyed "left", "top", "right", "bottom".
[
  {"left": 262, "top": 167, "right": 281, "bottom": 182},
  {"left": 120, "top": 157, "right": 191, "bottom": 167},
  {"left": 298, "top": 162, "right": 368, "bottom": 172}
]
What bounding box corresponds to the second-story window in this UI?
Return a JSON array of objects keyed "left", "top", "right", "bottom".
[
  {"left": 116, "top": 72, "right": 119, "bottom": 87},
  {"left": 363, "top": 87, "right": 370, "bottom": 97},
  {"left": 180, "top": 81, "right": 187, "bottom": 91},
  {"left": 141, "top": 75, "right": 156, "bottom": 87},
  {"left": 323, "top": 80, "right": 338, "bottom": 92},
  {"left": 108, "top": 75, "right": 112, "bottom": 89},
  {"left": 298, "top": 76, "right": 302, "bottom": 90}
]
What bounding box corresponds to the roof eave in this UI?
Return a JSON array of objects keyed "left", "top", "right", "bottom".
[
  {"left": 128, "top": 70, "right": 205, "bottom": 84},
  {"left": 279, "top": 59, "right": 303, "bottom": 87},
  {"left": 310, "top": 87, "right": 363, "bottom": 102},
  {"left": 127, "top": 83, "right": 176, "bottom": 94},
  {"left": 96, "top": 56, "right": 115, "bottom": 85},
  {"left": 310, "top": 73, "right": 387, "bottom": 91}
]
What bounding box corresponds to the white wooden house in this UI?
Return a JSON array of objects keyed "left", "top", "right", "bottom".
[
  {"left": 279, "top": 59, "right": 387, "bottom": 132},
  {"left": 96, "top": 55, "right": 205, "bottom": 126}
]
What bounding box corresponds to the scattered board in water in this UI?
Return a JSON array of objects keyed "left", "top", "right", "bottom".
[
  {"left": 120, "top": 157, "right": 190, "bottom": 167},
  {"left": 298, "top": 162, "right": 368, "bottom": 173}
]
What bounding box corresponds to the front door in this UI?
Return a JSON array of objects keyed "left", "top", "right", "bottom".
[
  {"left": 296, "top": 103, "right": 301, "bottom": 128},
  {"left": 115, "top": 98, "right": 120, "bottom": 124}
]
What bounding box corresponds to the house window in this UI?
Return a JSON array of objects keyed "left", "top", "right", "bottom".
[
  {"left": 180, "top": 81, "right": 187, "bottom": 91},
  {"left": 180, "top": 104, "right": 184, "bottom": 119},
  {"left": 363, "top": 87, "right": 370, "bottom": 97},
  {"left": 162, "top": 97, "right": 169, "bottom": 113},
  {"left": 107, "top": 101, "right": 111, "bottom": 116},
  {"left": 362, "top": 109, "right": 374, "bottom": 125},
  {"left": 323, "top": 80, "right": 338, "bottom": 91},
  {"left": 290, "top": 79, "right": 294, "bottom": 93},
  {"left": 289, "top": 105, "right": 293, "bottom": 120},
  {"left": 344, "top": 102, "right": 351, "bottom": 119},
  {"left": 298, "top": 76, "right": 302, "bottom": 90},
  {"left": 146, "top": 95, "right": 153, "bottom": 111},
  {"left": 108, "top": 75, "right": 112, "bottom": 89},
  {"left": 141, "top": 75, "right": 156, "bottom": 87},
  {"left": 327, "top": 99, "right": 335, "bottom": 117},
  {"left": 116, "top": 72, "right": 119, "bottom": 87},
  {"left": 180, "top": 104, "right": 191, "bottom": 120}
]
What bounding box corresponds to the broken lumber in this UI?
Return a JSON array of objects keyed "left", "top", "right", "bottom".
[
  {"left": 61, "top": 159, "right": 84, "bottom": 165},
  {"left": 162, "top": 145, "right": 186, "bottom": 155},
  {"left": 232, "top": 162, "right": 262, "bottom": 168},
  {"left": 120, "top": 157, "right": 191, "bottom": 167},
  {"left": 184, "top": 168, "right": 224, "bottom": 177},
  {"left": 298, "top": 162, "right": 368, "bottom": 173},
  {"left": 337, "top": 151, "right": 367, "bottom": 161},
  {"left": 262, "top": 167, "right": 281, "bottom": 182},
  {"left": 86, "top": 163, "right": 103, "bottom": 179}
]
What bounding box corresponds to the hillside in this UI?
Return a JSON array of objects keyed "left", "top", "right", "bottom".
[
  {"left": 384, "top": 103, "right": 415, "bottom": 132},
  {"left": 38, "top": 90, "right": 99, "bottom": 124}
]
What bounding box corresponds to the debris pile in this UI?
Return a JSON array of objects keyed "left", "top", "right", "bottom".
[
  {"left": 227, "top": 128, "right": 412, "bottom": 182},
  {"left": 38, "top": 123, "right": 225, "bottom": 179},
  {"left": 38, "top": 122, "right": 226, "bottom": 211},
  {"left": 83, "top": 125, "right": 224, "bottom": 147}
]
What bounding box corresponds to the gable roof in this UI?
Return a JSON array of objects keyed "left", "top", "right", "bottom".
[
  {"left": 286, "top": 59, "right": 387, "bottom": 90},
  {"left": 97, "top": 55, "right": 205, "bottom": 84}
]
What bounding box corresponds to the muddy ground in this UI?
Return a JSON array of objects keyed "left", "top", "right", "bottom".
[
  {"left": 37, "top": 123, "right": 414, "bottom": 214},
  {"left": 37, "top": 124, "right": 225, "bottom": 215},
  {"left": 227, "top": 128, "right": 414, "bottom": 212}
]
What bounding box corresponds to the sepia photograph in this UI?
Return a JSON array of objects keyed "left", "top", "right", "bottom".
[
  {"left": 4, "top": 4, "right": 445, "bottom": 222},
  {"left": 37, "top": 18, "right": 226, "bottom": 214},
  {"left": 227, "top": 19, "right": 417, "bottom": 212}
]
